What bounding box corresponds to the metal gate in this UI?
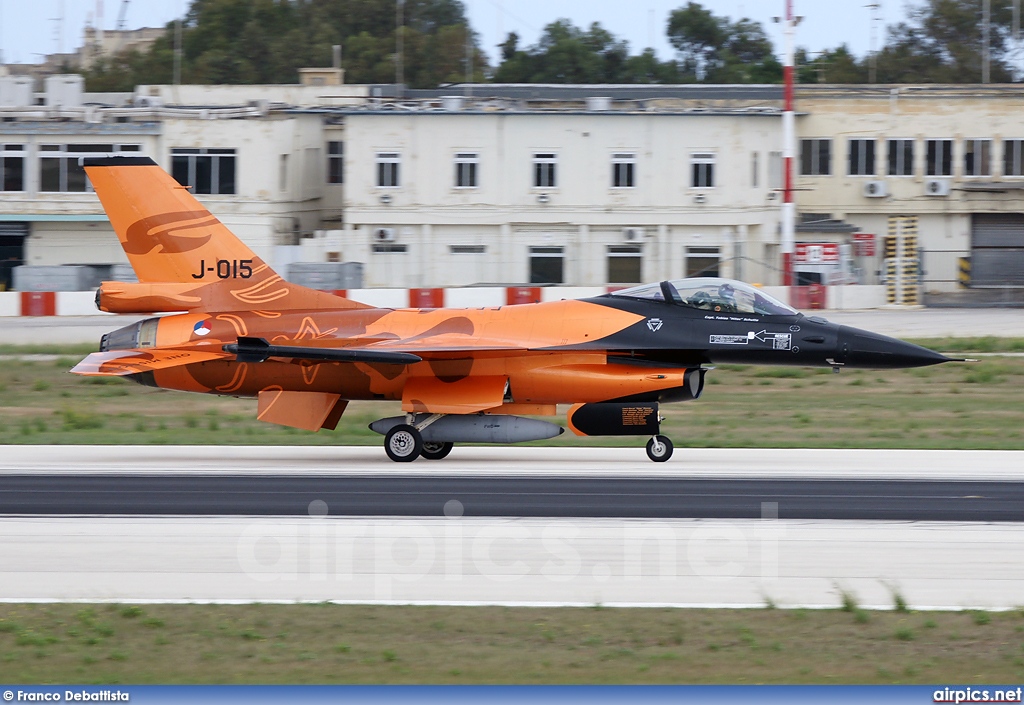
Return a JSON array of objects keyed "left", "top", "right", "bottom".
[{"left": 970, "top": 214, "right": 1024, "bottom": 287}]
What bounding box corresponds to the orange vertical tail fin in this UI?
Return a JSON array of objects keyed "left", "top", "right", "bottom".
[
  {"left": 84, "top": 156, "right": 369, "bottom": 312},
  {"left": 84, "top": 156, "right": 262, "bottom": 284}
]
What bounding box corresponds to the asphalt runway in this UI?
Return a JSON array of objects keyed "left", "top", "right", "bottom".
[
  {"left": 3, "top": 474, "right": 1023, "bottom": 522},
  {"left": 1, "top": 447, "right": 1022, "bottom": 608}
]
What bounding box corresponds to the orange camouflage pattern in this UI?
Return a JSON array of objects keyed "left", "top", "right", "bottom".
[{"left": 73, "top": 159, "right": 690, "bottom": 431}]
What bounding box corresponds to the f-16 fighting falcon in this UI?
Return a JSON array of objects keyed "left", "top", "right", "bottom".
[{"left": 72, "top": 157, "right": 958, "bottom": 462}]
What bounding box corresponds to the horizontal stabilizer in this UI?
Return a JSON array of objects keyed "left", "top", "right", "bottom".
[
  {"left": 71, "top": 348, "right": 231, "bottom": 376},
  {"left": 224, "top": 337, "right": 422, "bottom": 365}
]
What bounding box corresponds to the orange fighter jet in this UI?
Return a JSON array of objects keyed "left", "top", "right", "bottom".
[{"left": 72, "top": 157, "right": 956, "bottom": 462}]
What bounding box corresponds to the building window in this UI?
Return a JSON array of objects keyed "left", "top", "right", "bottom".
[
  {"left": 1, "top": 144, "right": 24, "bottom": 192},
  {"left": 611, "top": 152, "right": 636, "bottom": 188},
  {"left": 375, "top": 152, "right": 400, "bottom": 188},
  {"left": 327, "top": 141, "right": 343, "bottom": 184},
  {"left": 372, "top": 243, "right": 408, "bottom": 254},
  {"left": 800, "top": 139, "right": 831, "bottom": 176},
  {"left": 454, "top": 152, "right": 479, "bottom": 188},
  {"left": 751, "top": 151, "right": 759, "bottom": 188},
  {"left": 39, "top": 143, "right": 141, "bottom": 193},
  {"left": 685, "top": 246, "right": 720, "bottom": 277},
  {"left": 690, "top": 153, "right": 715, "bottom": 188},
  {"left": 964, "top": 139, "right": 991, "bottom": 177},
  {"left": 768, "top": 151, "right": 782, "bottom": 190},
  {"left": 278, "top": 154, "right": 288, "bottom": 192},
  {"left": 450, "top": 244, "right": 486, "bottom": 254},
  {"left": 847, "top": 139, "right": 876, "bottom": 176},
  {"left": 607, "top": 245, "right": 642, "bottom": 284},
  {"left": 529, "top": 245, "right": 563, "bottom": 284},
  {"left": 926, "top": 139, "right": 953, "bottom": 176},
  {"left": 171, "top": 148, "right": 236, "bottom": 195},
  {"left": 887, "top": 139, "right": 914, "bottom": 176},
  {"left": 533, "top": 153, "right": 557, "bottom": 188},
  {"left": 1004, "top": 139, "right": 1024, "bottom": 176}
]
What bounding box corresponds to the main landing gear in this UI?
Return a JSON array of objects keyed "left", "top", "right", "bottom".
[
  {"left": 420, "top": 441, "right": 454, "bottom": 460},
  {"left": 646, "top": 435, "right": 674, "bottom": 462},
  {"left": 383, "top": 415, "right": 455, "bottom": 462},
  {"left": 384, "top": 424, "right": 422, "bottom": 462}
]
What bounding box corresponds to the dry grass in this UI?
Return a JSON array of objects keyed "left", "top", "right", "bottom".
[
  {"left": 1, "top": 604, "right": 1024, "bottom": 684},
  {"left": 0, "top": 353, "right": 1023, "bottom": 449}
]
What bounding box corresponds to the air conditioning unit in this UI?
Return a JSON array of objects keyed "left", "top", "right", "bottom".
[
  {"left": 623, "top": 227, "right": 644, "bottom": 242},
  {"left": 924, "top": 179, "right": 951, "bottom": 196},
  {"left": 373, "top": 227, "right": 396, "bottom": 242},
  {"left": 863, "top": 180, "right": 888, "bottom": 198}
]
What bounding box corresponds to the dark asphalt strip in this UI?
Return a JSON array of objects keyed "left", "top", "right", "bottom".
[{"left": 0, "top": 475, "right": 1020, "bottom": 521}]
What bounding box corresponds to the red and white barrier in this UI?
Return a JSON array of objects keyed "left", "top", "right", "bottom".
[{"left": 0, "top": 285, "right": 888, "bottom": 316}]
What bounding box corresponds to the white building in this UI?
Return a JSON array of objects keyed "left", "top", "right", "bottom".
[
  {"left": 795, "top": 84, "right": 1024, "bottom": 303},
  {"left": 2, "top": 79, "right": 1023, "bottom": 305},
  {"left": 323, "top": 87, "right": 784, "bottom": 288}
]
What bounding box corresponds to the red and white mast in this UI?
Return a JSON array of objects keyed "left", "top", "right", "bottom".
[{"left": 781, "top": 0, "right": 796, "bottom": 287}]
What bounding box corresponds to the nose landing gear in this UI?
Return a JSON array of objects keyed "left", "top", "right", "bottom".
[{"left": 646, "top": 435, "right": 674, "bottom": 462}]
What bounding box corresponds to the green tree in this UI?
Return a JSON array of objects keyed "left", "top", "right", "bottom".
[
  {"left": 81, "top": 0, "right": 489, "bottom": 90},
  {"left": 666, "top": 3, "right": 781, "bottom": 83},
  {"left": 493, "top": 19, "right": 683, "bottom": 84},
  {"left": 797, "top": 45, "right": 868, "bottom": 84},
  {"left": 876, "top": 0, "right": 1017, "bottom": 82}
]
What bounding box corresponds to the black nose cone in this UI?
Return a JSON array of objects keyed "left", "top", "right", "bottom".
[{"left": 839, "top": 326, "right": 952, "bottom": 369}]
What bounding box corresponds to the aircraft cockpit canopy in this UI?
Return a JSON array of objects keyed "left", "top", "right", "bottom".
[{"left": 610, "top": 278, "right": 798, "bottom": 316}]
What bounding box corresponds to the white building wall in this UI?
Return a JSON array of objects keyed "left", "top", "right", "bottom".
[
  {"left": 795, "top": 86, "right": 1024, "bottom": 292},
  {"left": 342, "top": 111, "right": 783, "bottom": 287}
]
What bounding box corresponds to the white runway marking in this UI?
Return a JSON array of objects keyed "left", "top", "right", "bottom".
[
  {"left": 0, "top": 516, "right": 1022, "bottom": 610},
  {"left": 0, "top": 445, "right": 1021, "bottom": 480}
]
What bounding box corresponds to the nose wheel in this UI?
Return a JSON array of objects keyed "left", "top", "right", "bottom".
[
  {"left": 384, "top": 424, "right": 423, "bottom": 462},
  {"left": 646, "top": 435, "right": 673, "bottom": 462}
]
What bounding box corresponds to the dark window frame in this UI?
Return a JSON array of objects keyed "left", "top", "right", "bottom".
[
  {"left": 611, "top": 152, "right": 636, "bottom": 188},
  {"left": 847, "top": 138, "right": 876, "bottom": 176},
  {"left": 375, "top": 151, "right": 401, "bottom": 188},
  {"left": 532, "top": 153, "right": 557, "bottom": 189},
  {"left": 0, "top": 144, "right": 24, "bottom": 192},
  {"left": 454, "top": 152, "right": 479, "bottom": 189},
  {"left": 607, "top": 244, "right": 643, "bottom": 284},
  {"left": 327, "top": 141, "right": 343, "bottom": 184},
  {"left": 529, "top": 245, "right": 564, "bottom": 284},
  {"left": 964, "top": 138, "right": 992, "bottom": 177},
  {"left": 887, "top": 138, "right": 914, "bottom": 176},
  {"left": 690, "top": 152, "right": 715, "bottom": 188},
  {"left": 926, "top": 139, "right": 953, "bottom": 177},
  {"left": 171, "top": 147, "right": 237, "bottom": 195},
  {"left": 800, "top": 138, "right": 831, "bottom": 176},
  {"left": 1004, "top": 139, "right": 1024, "bottom": 177}
]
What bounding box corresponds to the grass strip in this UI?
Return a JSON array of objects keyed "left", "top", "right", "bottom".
[
  {"left": 1, "top": 354, "right": 1024, "bottom": 448},
  {"left": 1, "top": 603, "right": 1023, "bottom": 684}
]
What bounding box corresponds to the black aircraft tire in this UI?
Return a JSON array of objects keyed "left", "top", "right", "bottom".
[
  {"left": 385, "top": 424, "right": 422, "bottom": 462},
  {"left": 646, "top": 435, "right": 674, "bottom": 462},
  {"left": 420, "top": 441, "right": 454, "bottom": 460}
]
